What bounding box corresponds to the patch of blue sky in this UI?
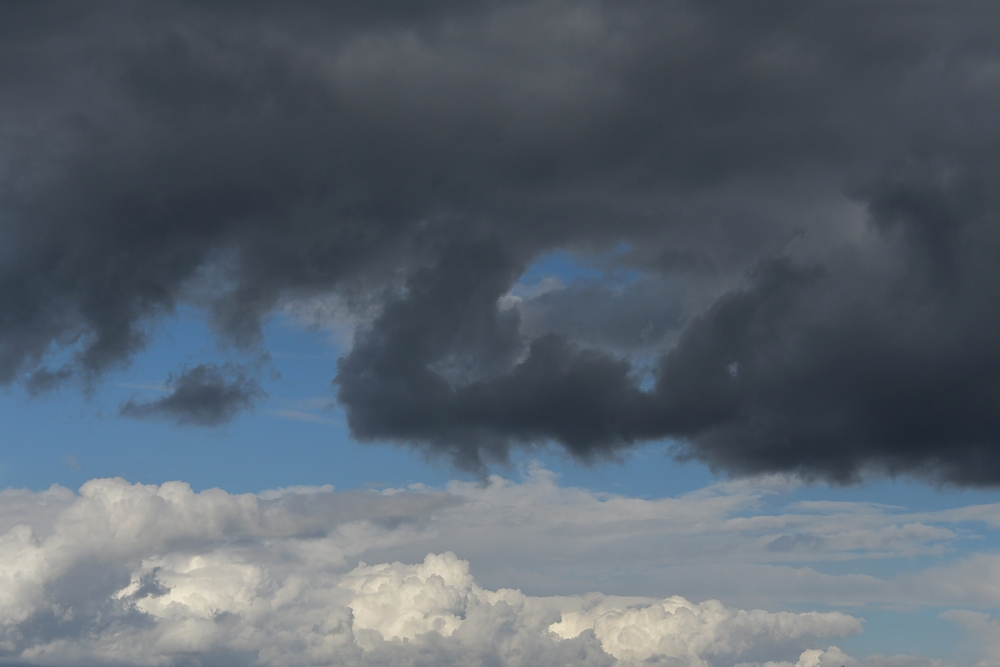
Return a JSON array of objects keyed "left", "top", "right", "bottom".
[
  {"left": 513, "top": 247, "right": 643, "bottom": 297},
  {"left": 829, "top": 607, "right": 967, "bottom": 661},
  {"left": 517, "top": 249, "right": 603, "bottom": 288},
  {"left": 0, "top": 307, "right": 457, "bottom": 493}
]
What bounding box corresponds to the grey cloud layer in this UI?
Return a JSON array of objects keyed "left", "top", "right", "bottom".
[{"left": 3, "top": 1, "right": 1000, "bottom": 481}]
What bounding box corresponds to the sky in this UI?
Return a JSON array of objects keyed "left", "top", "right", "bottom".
[{"left": 3, "top": 1, "right": 1000, "bottom": 666}]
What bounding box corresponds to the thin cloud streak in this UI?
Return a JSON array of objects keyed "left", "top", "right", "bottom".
[{"left": 264, "top": 408, "right": 340, "bottom": 425}]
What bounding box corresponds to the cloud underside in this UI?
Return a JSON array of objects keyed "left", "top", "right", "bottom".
[
  {"left": 4, "top": 2, "right": 1000, "bottom": 481},
  {"left": 4, "top": 472, "right": 964, "bottom": 667}
]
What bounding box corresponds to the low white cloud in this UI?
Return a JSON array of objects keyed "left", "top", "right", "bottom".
[
  {"left": 940, "top": 610, "right": 1000, "bottom": 666},
  {"left": 550, "top": 595, "right": 858, "bottom": 666},
  {"left": 0, "top": 476, "right": 862, "bottom": 666},
  {"left": 1, "top": 468, "right": 1000, "bottom": 665},
  {"left": 749, "top": 646, "right": 956, "bottom": 667}
]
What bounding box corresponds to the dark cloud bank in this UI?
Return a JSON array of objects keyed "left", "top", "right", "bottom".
[{"left": 3, "top": 1, "right": 1000, "bottom": 484}]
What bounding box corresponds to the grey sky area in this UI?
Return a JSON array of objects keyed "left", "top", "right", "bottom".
[{"left": 3, "top": 1, "right": 1000, "bottom": 482}]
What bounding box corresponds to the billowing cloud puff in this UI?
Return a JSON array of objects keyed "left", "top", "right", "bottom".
[{"left": 0, "top": 476, "right": 864, "bottom": 667}]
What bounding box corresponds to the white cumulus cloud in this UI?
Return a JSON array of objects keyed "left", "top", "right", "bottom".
[{"left": 0, "top": 475, "right": 865, "bottom": 667}]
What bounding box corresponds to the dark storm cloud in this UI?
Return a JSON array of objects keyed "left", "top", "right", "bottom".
[
  {"left": 4, "top": 1, "right": 1000, "bottom": 482},
  {"left": 120, "top": 363, "right": 263, "bottom": 426}
]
